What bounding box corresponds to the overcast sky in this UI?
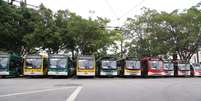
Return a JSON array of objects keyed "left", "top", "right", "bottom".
[{"left": 15, "top": 0, "right": 201, "bottom": 26}]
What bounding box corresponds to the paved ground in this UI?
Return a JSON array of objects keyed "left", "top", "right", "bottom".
[{"left": 0, "top": 77, "right": 201, "bottom": 101}]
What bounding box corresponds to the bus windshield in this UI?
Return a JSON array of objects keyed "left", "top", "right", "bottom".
[
  {"left": 178, "top": 64, "right": 190, "bottom": 70},
  {"left": 164, "top": 63, "right": 174, "bottom": 70},
  {"left": 101, "top": 60, "right": 117, "bottom": 69},
  {"left": 50, "top": 58, "right": 66, "bottom": 68},
  {"left": 25, "top": 58, "right": 42, "bottom": 68},
  {"left": 0, "top": 57, "right": 9, "bottom": 68},
  {"left": 126, "top": 60, "right": 140, "bottom": 69},
  {"left": 78, "top": 59, "right": 93, "bottom": 69},
  {"left": 193, "top": 64, "right": 201, "bottom": 70},
  {"left": 149, "top": 61, "right": 163, "bottom": 70}
]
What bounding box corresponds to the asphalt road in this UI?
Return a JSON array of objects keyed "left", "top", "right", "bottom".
[{"left": 0, "top": 77, "right": 201, "bottom": 101}]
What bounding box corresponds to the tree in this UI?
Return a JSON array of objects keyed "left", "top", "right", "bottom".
[
  {"left": 63, "top": 13, "right": 119, "bottom": 59},
  {"left": 124, "top": 4, "right": 201, "bottom": 62},
  {"left": 124, "top": 8, "right": 164, "bottom": 58},
  {"left": 0, "top": 0, "right": 121, "bottom": 59},
  {"left": 0, "top": 1, "right": 28, "bottom": 54},
  {"left": 23, "top": 4, "right": 61, "bottom": 54}
]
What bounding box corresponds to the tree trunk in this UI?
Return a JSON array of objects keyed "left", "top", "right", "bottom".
[
  {"left": 196, "top": 48, "right": 199, "bottom": 63},
  {"left": 71, "top": 49, "right": 75, "bottom": 61}
]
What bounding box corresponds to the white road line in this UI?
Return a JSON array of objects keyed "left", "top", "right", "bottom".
[
  {"left": 0, "top": 87, "right": 71, "bottom": 98},
  {"left": 66, "top": 86, "right": 83, "bottom": 101}
]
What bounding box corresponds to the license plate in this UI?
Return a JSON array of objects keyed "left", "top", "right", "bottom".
[
  {"left": 182, "top": 71, "right": 186, "bottom": 74},
  {"left": 130, "top": 72, "right": 137, "bottom": 75},
  {"left": 106, "top": 73, "right": 112, "bottom": 75}
]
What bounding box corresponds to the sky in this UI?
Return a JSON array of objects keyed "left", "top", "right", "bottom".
[
  {"left": 13, "top": 0, "right": 201, "bottom": 26},
  {"left": 6, "top": 0, "right": 201, "bottom": 61}
]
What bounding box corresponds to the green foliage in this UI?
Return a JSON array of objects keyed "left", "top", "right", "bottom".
[
  {"left": 125, "top": 5, "right": 201, "bottom": 62},
  {"left": 4, "top": 0, "right": 201, "bottom": 62},
  {"left": 0, "top": 0, "right": 21, "bottom": 53},
  {"left": 0, "top": 0, "right": 120, "bottom": 60}
]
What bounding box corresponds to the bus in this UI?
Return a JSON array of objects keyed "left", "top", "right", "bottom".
[
  {"left": 96, "top": 57, "right": 118, "bottom": 77},
  {"left": 0, "top": 53, "right": 22, "bottom": 77},
  {"left": 23, "top": 55, "right": 48, "bottom": 76},
  {"left": 190, "top": 63, "right": 201, "bottom": 76},
  {"left": 174, "top": 61, "right": 190, "bottom": 76},
  {"left": 141, "top": 57, "right": 165, "bottom": 77},
  {"left": 118, "top": 57, "right": 141, "bottom": 76},
  {"left": 163, "top": 60, "right": 174, "bottom": 76},
  {"left": 48, "top": 54, "right": 74, "bottom": 76},
  {"left": 76, "top": 55, "right": 96, "bottom": 77}
]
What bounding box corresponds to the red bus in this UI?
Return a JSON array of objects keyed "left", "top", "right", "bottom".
[
  {"left": 173, "top": 60, "right": 190, "bottom": 77},
  {"left": 141, "top": 57, "right": 165, "bottom": 77},
  {"left": 190, "top": 63, "right": 201, "bottom": 76}
]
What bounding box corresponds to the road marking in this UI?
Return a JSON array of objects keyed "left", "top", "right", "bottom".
[
  {"left": 66, "top": 86, "right": 83, "bottom": 101},
  {"left": 0, "top": 87, "right": 71, "bottom": 98}
]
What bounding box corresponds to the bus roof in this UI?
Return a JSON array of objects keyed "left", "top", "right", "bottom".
[
  {"left": 178, "top": 63, "right": 190, "bottom": 65},
  {"left": 25, "top": 55, "right": 41, "bottom": 59},
  {"left": 99, "top": 57, "right": 117, "bottom": 60},
  {"left": 141, "top": 56, "right": 163, "bottom": 61},
  {"left": 49, "top": 54, "right": 68, "bottom": 58},
  {"left": 0, "top": 54, "right": 9, "bottom": 58},
  {"left": 125, "top": 57, "right": 139, "bottom": 60},
  {"left": 163, "top": 60, "right": 172, "bottom": 63},
  {"left": 175, "top": 60, "right": 190, "bottom": 64},
  {"left": 78, "top": 55, "right": 94, "bottom": 60}
]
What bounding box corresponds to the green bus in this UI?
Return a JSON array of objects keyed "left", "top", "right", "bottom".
[
  {"left": 0, "top": 53, "right": 22, "bottom": 77},
  {"left": 96, "top": 57, "right": 118, "bottom": 77},
  {"left": 48, "top": 54, "right": 74, "bottom": 77}
]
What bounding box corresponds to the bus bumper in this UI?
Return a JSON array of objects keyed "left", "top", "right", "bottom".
[
  {"left": 193, "top": 72, "right": 201, "bottom": 76},
  {"left": 100, "top": 71, "right": 118, "bottom": 76},
  {"left": 124, "top": 70, "right": 141, "bottom": 76},
  {"left": 178, "top": 71, "right": 190, "bottom": 76},
  {"left": 0, "top": 71, "right": 9, "bottom": 75},
  {"left": 76, "top": 72, "right": 95, "bottom": 76},
  {"left": 48, "top": 71, "right": 68, "bottom": 76},
  {"left": 148, "top": 72, "right": 165, "bottom": 76},
  {"left": 24, "top": 72, "right": 43, "bottom": 76},
  {"left": 164, "top": 71, "right": 174, "bottom": 76}
]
